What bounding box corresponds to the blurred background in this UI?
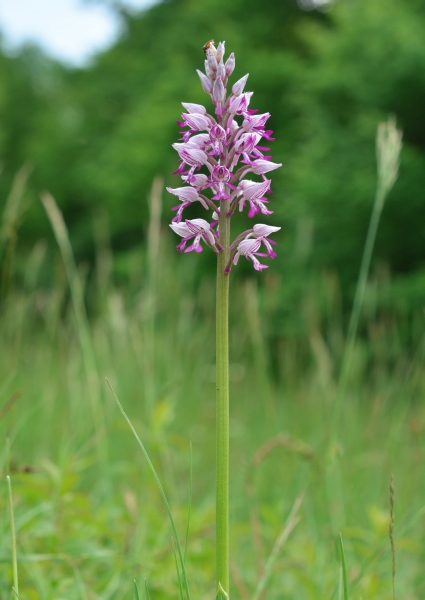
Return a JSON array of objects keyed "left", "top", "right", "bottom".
[{"left": 1, "top": 0, "right": 425, "bottom": 598}]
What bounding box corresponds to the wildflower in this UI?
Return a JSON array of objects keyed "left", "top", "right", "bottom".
[
  {"left": 208, "top": 124, "right": 227, "bottom": 156},
  {"left": 210, "top": 165, "right": 232, "bottom": 201},
  {"left": 173, "top": 145, "right": 209, "bottom": 183},
  {"left": 166, "top": 43, "right": 284, "bottom": 597},
  {"left": 168, "top": 41, "right": 281, "bottom": 272},
  {"left": 232, "top": 238, "right": 269, "bottom": 271},
  {"left": 169, "top": 218, "right": 220, "bottom": 253},
  {"left": 166, "top": 186, "right": 208, "bottom": 223},
  {"left": 232, "top": 74, "right": 249, "bottom": 96},
  {"left": 236, "top": 179, "right": 273, "bottom": 218}
]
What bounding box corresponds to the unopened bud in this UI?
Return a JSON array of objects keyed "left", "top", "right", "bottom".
[
  {"left": 213, "top": 77, "right": 226, "bottom": 103},
  {"left": 205, "top": 59, "right": 214, "bottom": 80},
  {"left": 197, "top": 69, "right": 213, "bottom": 94},
  {"left": 232, "top": 73, "right": 249, "bottom": 96},
  {"left": 225, "top": 53, "right": 235, "bottom": 77},
  {"left": 216, "top": 41, "right": 225, "bottom": 63},
  {"left": 207, "top": 48, "right": 218, "bottom": 73},
  {"left": 217, "top": 60, "right": 226, "bottom": 80}
]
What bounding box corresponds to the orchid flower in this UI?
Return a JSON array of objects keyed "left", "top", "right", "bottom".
[
  {"left": 166, "top": 42, "right": 283, "bottom": 597},
  {"left": 169, "top": 218, "right": 221, "bottom": 254},
  {"left": 168, "top": 40, "right": 281, "bottom": 273}
]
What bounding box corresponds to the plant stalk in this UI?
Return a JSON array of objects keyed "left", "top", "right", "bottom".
[
  {"left": 7, "top": 475, "right": 19, "bottom": 596},
  {"left": 330, "top": 184, "right": 386, "bottom": 441},
  {"left": 216, "top": 199, "right": 231, "bottom": 594}
]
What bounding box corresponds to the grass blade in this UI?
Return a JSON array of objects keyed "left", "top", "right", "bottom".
[
  {"left": 184, "top": 441, "right": 193, "bottom": 566},
  {"left": 40, "top": 192, "right": 108, "bottom": 471},
  {"left": 252, "top": 493, "right": 303, "bottom": 600},
  {"left": 106, "top": 378, "right": 191, "bottom": 600},
  {"left": 389, "top": 474, "right": 396, "bottom": 600},
  {"left": 134, "top": 580, "right": 140, "bottom": 600},
  {"left": 144, "top": 579, "right": 151, "bottom": 600},
  {"left": 172, "top": 537, "right": 184, "bottom": 600},
  {"left": 339, "top": 533, "right": 349, "bottom": 600},
  {"left": 331, "top": 117, "right": 402, "bottom": 440},
  {"left": 7, "top": 476, "right": 19, "bottom": 596},
  {"left": 0, "top": 163, "right": 32, "bottom": 263},
  {"left": 0, "top": 390, "right": 21, "bottom": 422},
  {"left": 337, "top": 567, "right": 343, "bottom": 600}
]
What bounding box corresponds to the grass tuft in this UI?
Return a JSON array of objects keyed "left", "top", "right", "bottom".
[{"left": 106, "top": 378, "right": 191, "bottom": 600}]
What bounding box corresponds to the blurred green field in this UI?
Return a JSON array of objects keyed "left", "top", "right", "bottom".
[{"left": 1, "top": 179, "right": 425, "bottom": 599}]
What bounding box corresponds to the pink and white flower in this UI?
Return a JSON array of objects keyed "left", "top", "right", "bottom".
[
  {"left": 167, "top": 186, "right": 208, "bottom": 223},
  {"left": 169, "top": 218, "right": 220, "bottom": 253},
  {"left": 168, "top": 41, "right": 282, "bottom": 273},
  {"left": 233, "top": 238, "right": 268, "bottom": 271}
]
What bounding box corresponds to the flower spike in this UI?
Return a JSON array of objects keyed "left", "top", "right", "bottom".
[{"left": 168, "top": 41, "right": 281, "bottom": 273}]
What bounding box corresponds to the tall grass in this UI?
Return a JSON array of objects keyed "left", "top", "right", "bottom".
[{"left": 1, "top": 125, "right": 425, "bottom": 598}]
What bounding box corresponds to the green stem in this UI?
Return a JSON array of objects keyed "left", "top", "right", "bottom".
[
  {"left": 7, "top": 476, "right": 19, "bottom": 596},
  {"left": 216, "top": 200, "right": 231, "bottom": 594},
  {"left": 331, "top": 184, "right": 386, "bottom": 442}
]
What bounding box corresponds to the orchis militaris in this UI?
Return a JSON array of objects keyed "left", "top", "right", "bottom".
[
  {"left": 168, "top": 40, "right": 281, "bottom": 273},
  {"left": 167, "top": 41, "right": 281, "bottom": 598}
]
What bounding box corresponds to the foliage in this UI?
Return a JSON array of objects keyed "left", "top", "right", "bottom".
[
  {"left": 0, "top": 0, "right": 424, "bottom": 306},
  {"left": 1, "top": 222, "right": 425, "bottom": 598}
]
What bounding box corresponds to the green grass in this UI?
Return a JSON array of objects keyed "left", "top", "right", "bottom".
[
  {"left": 1, "top": 232, "right": 425, "bottom": 599},
  {"left": 1, "top": 136, "right": 425, "bottom": 598}
]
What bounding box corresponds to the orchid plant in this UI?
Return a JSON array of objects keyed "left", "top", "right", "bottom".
[{"left": 167, "top": 40, "right": 281, "bottom": 598}]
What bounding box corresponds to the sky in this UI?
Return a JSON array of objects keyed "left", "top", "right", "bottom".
[{"left": 0, "top": 0, "right": 158, "bottom": 66}]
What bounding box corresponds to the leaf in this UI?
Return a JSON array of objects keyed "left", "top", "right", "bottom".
[
  {"left": 216, "top": 582, "right": 229, "bottom": 600},
  {"left": 337, "top": 567, "right": 343, "bottom": 600},
  {"left": 184, "top": 441, "right": 193, "bottom": 566},
  {"left": 252, "top": 493, "right": 303, "bottom": 600},
  {"left": 106, "top": 379, "right": 191, "bottom": 600},
  {"left": 134, "top": 580, "right": 140, "bottom": 600},
  {"left": 172, "top": 537, "right": 184, "bottom": 600},
  {"left": 339, "top": 533, "right": 349, "bottom": 600}
]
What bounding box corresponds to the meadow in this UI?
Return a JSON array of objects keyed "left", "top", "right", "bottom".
[
  {"left": 1, "top": 1, "right": 425, "bottom": 597},
  {"left": 1, "top": 173, "right": 425, "bottom": 599}
]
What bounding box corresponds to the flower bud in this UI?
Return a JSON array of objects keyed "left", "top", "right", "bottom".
[
  {"left": 250, "top": 159, "right": 282, "bottom": 175},
  {"left": 182, "top": 102, "right": 207, "bottom": 115},
  {"left": 252, "top": 224, "right": 281, "bottom": 237},
  {"left": 197, "top": 70, "right": 213, "bottom": 94},
  {"left": 207, "top": 48, "right": 218, "bottom": 73},
  {"left": 166, "top": 186, "right": 199, "bottom": 202},
  {"left": 232, "top": 73, "right": 249, "bottom": 96},
  {"left": 224, "top": 53, "right": 235, "bottom": 77},
  {"left": 204, "top": 59, "right": 214, "bottom": 79},
  {"left": 213, "top": 77, "right": 226, "bottom": 103},
  {"left": 216, "top": 41, "right": 225, "bottom": 63},
  {"left": 217, "top": 60, "right": 226, "bottom": 81},
  {"left": 182, "top": 113, "right": 211, "bottom": 131}
]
